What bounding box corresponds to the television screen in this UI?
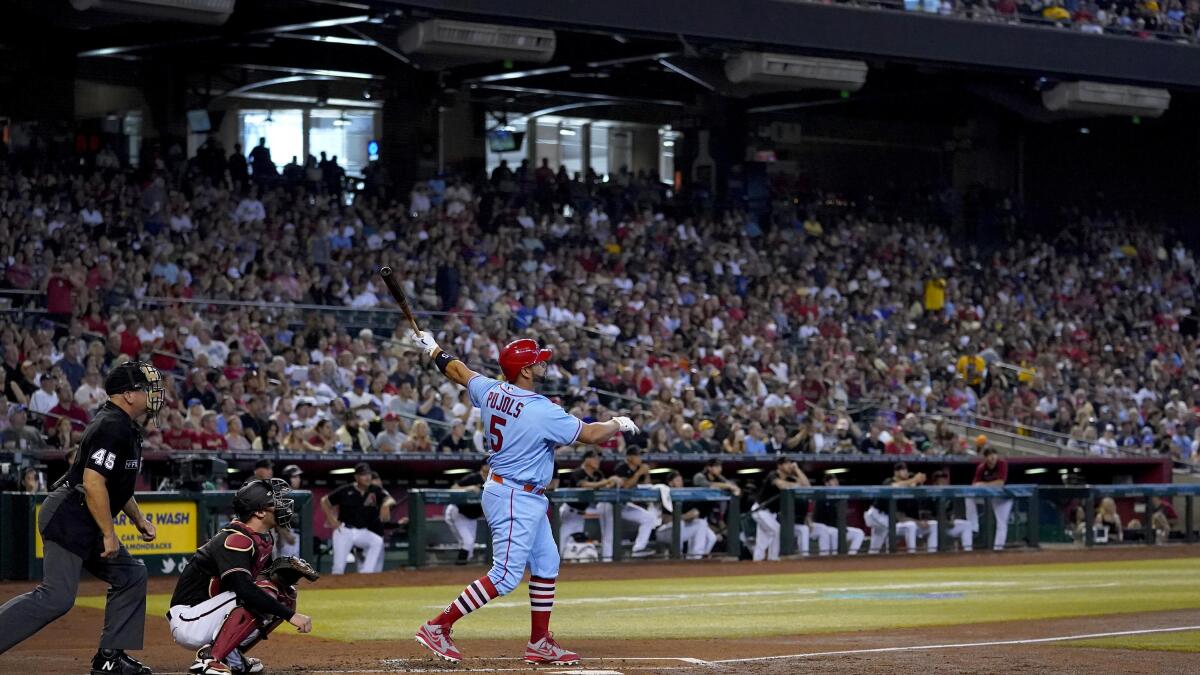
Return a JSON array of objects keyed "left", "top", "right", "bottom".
[
  {"left": 487, "top": 129, "right": 524, "bottom": 153},
  {"left": 187, "top": 109, "right": 211, "bottom": 133}
]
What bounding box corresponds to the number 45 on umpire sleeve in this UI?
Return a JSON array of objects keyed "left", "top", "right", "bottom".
[
  {"left": 488, "top": 416, "right": 506, "bottom": 453},
  {"left": 90, "top": 448, "right": 116, "bottom": 470}
]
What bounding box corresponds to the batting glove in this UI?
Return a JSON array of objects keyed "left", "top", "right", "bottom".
[
  {"left": 613, "top": 416, "right": 640, "bottom": 434},
  {"left": 410, "top": 330, "right": 439, "bottom": 357}
]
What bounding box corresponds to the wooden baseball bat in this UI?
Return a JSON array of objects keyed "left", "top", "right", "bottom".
[{"left": 378, "top": 266, "right": 422, "bottom": 334}]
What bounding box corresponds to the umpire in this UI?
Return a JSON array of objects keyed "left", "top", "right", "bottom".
[{"left": 0, "top": 361, "right": 165, "bottom": 675}]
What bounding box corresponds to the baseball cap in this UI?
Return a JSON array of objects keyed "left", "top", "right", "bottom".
[
  {"left": 254, "top": 458, "right": 273, "bottom": 470},
  {"left": 281, "top": 464, "right": 303, "bottom": 478},
  {"left": 354, "top": 462, "right": 372, "bottom": 475},
  {"left": 581, "top": 449, "right": 599, "bottom": 460},
  {"left": 383, "top": 412, "right": 399, "bottom": 422},
  {"left": 698, "top": 419, "right": 714, "bottom": 431},
  {"left": 354, "top": 376, "right": 367, "bottom": 388}
]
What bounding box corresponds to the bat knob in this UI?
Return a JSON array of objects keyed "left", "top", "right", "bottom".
[{"left": 380, "top": 266, "right": 393, "bottom": 276}]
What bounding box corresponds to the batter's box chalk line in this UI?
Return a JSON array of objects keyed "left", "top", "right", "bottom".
[{"left": 710, "top": 624, "right": 1200, "bottom": 664}]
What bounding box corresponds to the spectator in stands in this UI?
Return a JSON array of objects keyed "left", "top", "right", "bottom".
[
  {"left": 306, "top": 419, "right": 336, "bottom": 453},
  {"left": 336, "top": 415, "right": 375, "bottom": 453},
  {"left": 225, "top": 417, "right": 251, "bottom": 450},
  {"left": 667, "top": 420, "right": 700, "bottom": 451},
  {"left": 28, "top": 374, "right": 59, "bottom": 415},
  {"left": 403, "top": 419, "right": 434, "bottom": 453},
  {"left": 374, "top": 413, "right": 408, "bottom": 453},
  {"left": 437, "top": 421, "right": 473, "bottom": 453},
  {"left": 73, "top": 367, "right": 104, "bottom": 412},
  {"left": 195, "top": 411, "right": 227, "bottom": 450},
  {"left": 44, "top": 382, "right": 88, "bottom": 445},
  {"left": 252, "top": 420, "right": 283, "bottom": 452},
  {"left": 1, "top": 407, "right": 44, "bottom": 451}
]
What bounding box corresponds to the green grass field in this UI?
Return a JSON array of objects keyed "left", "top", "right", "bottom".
[
  {"left": 79, "top": 558, "right": 1200, "bottom": 644},
  {"left": 1068, "top": 629, "right": 1200, "bottom": 653}
]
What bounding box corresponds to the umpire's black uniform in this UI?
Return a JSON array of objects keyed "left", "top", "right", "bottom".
[{"left": 0, "top": 361, "right": 163, "bottom": 675}]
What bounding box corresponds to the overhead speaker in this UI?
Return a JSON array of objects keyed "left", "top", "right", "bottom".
[
  {"left": 1042, "top": 81, "right": 1170, "bottom": 118},
  {"left": 399, "top": 19, "right": 556, "bottom": 65},
  {"left": 725, "top": 52, "right": 867, "bottom": 91},
  {"left": 70, "top": 0, "right": 235, "bottom": 25}
]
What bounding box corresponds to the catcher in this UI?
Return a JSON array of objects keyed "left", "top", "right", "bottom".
[{"left": 167, "top": 479, "right": 317, "bottom": 674}]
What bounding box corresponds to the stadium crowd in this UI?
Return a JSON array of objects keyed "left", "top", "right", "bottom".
[
  {"left": 811, "top": 0, "right": 1200, "bottom": 41},
  {"left": 1, "top": 142, "right": 1199, "bottom": 472}
]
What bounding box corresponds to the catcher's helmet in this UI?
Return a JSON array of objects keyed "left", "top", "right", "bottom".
[
  {"left": 104, "top": 360, "right": 166, "bottom": 416},
  {"left": 233, "top": 478, "right": 295, "bottom": 527},
  {"left": 498, "top": 338, "right": 552, "bottom": 381}
]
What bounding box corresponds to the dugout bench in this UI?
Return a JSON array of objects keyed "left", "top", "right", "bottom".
[
  {"left": 778, "top": 485, "right": 1039, "bottom": 555},
  {"left": 405, "top": 487, "right": 737, "bottom": 567}
]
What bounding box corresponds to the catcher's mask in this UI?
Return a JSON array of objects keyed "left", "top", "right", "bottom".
[{"left": 233, "top": 478, "right": 295, "bottom": 527}]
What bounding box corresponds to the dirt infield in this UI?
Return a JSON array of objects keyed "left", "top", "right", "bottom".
[{"left": 2, "top": 545, "right": 1198, "bottom": 674}]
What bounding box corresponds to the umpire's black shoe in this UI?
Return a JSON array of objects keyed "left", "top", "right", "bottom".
[{"left": 90, "top": 648, "right": 153, "bottom": 675}]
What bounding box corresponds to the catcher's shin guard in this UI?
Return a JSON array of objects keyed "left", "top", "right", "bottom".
[{"left": 212, "top": 581, "right": 296, "bottom": 662}]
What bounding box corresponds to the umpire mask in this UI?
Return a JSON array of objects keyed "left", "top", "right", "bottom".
[
  {"left": 105, "top": 361, "right": 166, "bottom": 420},
  {"left": 233, "top": 478, "right": 296, "bottom": 528}
]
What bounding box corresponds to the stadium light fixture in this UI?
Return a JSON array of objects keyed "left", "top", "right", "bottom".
[
  {"left": 1057, "top": 469, "right": 1070, "bottom": 474},
  {"left": 648, "top": 467, "right": 673, "bottom": 474},
  {"left": 737, "top": 468, "right": 764, "bottom": 475},
  {"left": 226, "top": 467, "right": 240, "bottom": 474},
  {"left": 1025, "top": 468, "right": 1048, "bottom": 475},
  {"left": 444, "top": 468, "right": 471, "bottom": 475},
  {"left": 824, "top": 468, "right": 849, "bottom": 475},
  {"left": 330, "top": 467, "right": 356, "bottom": 475},
  {"left": 557, "top": 468, "right": 572, "bottom": 474}
]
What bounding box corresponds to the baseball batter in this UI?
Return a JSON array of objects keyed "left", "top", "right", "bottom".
[{"left": 410, "top": 335, "right": 638, "bottom": 665}]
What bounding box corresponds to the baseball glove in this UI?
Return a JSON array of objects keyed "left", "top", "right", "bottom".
[{"left": 264, "top": 556, "right": 320, "bottom": 588}]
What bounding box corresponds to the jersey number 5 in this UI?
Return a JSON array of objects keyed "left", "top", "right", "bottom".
[{"left": 488, "top": 416, "right": 506, "bottom": 453}]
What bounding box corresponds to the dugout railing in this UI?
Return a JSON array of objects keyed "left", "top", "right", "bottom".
[
  {"left": 404, "top": 484, "right": 1200, "bottom": 567},
  {"left": 406, "top": 487, "right": 737, "bottom": 567},
  {"left": 777, "top": 485, "right": 1039, "bottom": 555}
]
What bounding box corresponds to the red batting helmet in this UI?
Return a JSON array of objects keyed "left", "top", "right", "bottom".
[{"left": 499, "top": 338, "right": 552, "bottom": 381}]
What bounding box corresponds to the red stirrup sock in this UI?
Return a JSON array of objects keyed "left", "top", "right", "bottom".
[{"left": 529, "top": 576, "right": 556, "bottom": 642}]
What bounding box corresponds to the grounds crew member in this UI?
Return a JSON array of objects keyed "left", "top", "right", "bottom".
[{"left": 0, "top": 361, "right": 165, "bottom": 675}]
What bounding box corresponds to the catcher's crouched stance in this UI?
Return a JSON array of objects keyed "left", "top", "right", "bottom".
[{"left": 167, "top": 479, "right": 317, "bottom": 674}]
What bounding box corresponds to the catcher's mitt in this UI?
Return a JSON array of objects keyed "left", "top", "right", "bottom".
[{"left": 264, "top": 556, "right": 320, "bottom": 588}]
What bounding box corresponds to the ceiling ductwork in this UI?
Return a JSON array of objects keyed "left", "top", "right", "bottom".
[
  {"left": 399, "top": 19, "right": 556, "bottom": 66},
  {"left": 69, "top": 0, "right": 235, "bottom": 25},
  {"left": 725, "top": 51, "right": 868, "bottom": 91}
]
